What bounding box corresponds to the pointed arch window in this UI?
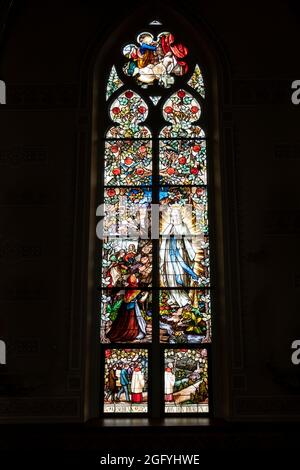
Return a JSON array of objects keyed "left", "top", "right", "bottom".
[{"left": 98, "top": 21, "right": 211, "bottom": 416}]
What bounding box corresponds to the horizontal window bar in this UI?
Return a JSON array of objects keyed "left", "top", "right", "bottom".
[
  {"left": 103, "top": 184, "right": 208, "bottom": 189},
  {"left": 103, "top": 137, "right": 208, "bottom": 142}
]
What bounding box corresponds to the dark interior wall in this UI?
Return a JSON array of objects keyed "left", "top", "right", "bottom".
[{"left": 0, "top": 0, "right": 299, "bottom": 422}]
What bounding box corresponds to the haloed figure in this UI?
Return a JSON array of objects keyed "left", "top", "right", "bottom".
[{"left": 160, "top": 208, "right": 199, "bottom": 307}]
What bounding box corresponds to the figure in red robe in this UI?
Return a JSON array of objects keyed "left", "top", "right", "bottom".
[
  {"left": 106, "top": 274, "right": 147, "bottom": 342},
  {"left": 160, "top": 33, "right": 188, "bottom": 75}
]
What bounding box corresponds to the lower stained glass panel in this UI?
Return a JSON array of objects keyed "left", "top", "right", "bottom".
[
  {"left": 104, "top": 348, "right": 148, "bottom": 413},
  {"left": 159, "top": 290, "right": 211, "bottom": 344},
  {"left": 100, "top": 289, "right": 152, "bottom": 343},
  {"left": 164, "top": 348, "right": 209, "bottom": 413}
]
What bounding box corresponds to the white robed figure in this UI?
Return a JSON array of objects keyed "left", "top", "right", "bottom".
[
  {"left": 160, "top": 207, "right": 199, "bottom": 307},
  {"left": 164, "top": 367, "right": 176, "bottom": 402},
  {"left": 131, "top": 367, "right": 145, "bottom": 403}
]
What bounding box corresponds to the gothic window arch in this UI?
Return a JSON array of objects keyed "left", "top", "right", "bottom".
[{"left": 93, "top": 16, "right": 219, "bottom": 418}]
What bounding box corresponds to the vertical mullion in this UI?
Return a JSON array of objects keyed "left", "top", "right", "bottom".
[{"left": 151, "top": 135, "right": 161, "bottom": 418}]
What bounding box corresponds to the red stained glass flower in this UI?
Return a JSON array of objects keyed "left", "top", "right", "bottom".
[
  {"left": 112, "top": 168, "right": 121, "bottom": 175},
  {"left": 177, "top": 90, "right": 186, "bottom": 98},
  {"left": 167, "top": 168, "right": 175, "bottom": 175},
  {"left": 164, "top": 106, "right": 173, "bottom": 114},
  {"left": 125, "top": 91, "right": 134, "bottom": 99},
  {"left": 196, "top": 188, "right": 204, "bottom": 195},
  {"left": 106, "top": 189, "right": 116, "bottom": 197},
  {"left": 124, "top": 157, "right": 133, "bottom": 165},
  {"left": 112, "top": 107, "right": 120, "bottom": 115},
  {"left": 139, "top": 145, "right": 147, "bottom": 154},
  {"left": 191, "top": 167, "right": 199, "bottom": 174},
  {"left": 136, "top": 168, "right": 144, "bottom": 175},
  {"left": 138, "top": 106, "right": 146, "bottom": 114},
  {"left": 111, "top": 145, "right": 119, "bottom": 153},
  {"left": 192, "top": 145, "right": 201, "bottom": 152},
  {"left": 105, "top": 350, "right": 111, "bottom": 358},
  {"left": 191, "top": 106, "right": 199, "bottom": 114},
  {"left": 179, "top": 157, "right": 187, "bottom": 164}
]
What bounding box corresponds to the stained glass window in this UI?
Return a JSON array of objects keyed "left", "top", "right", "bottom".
[
  {"left": 149, "top": 96, "right": 161, "bottom": 106},
  {"left": 99, "top": 21, "right": 211, "bottom": 416},
  {"left": 104, "top": 348, "right": 148, "bottom": 413},
  {"left": 122, "top": 32, "right": 188, "bottom": 88},
  {"left": 164, "top": 348, "right": 209, "bottom": 413},
  {"left": 188, "top": 64, "right": 205, "bottom": 99},
  {"left": 106, "top": 66, "right": 124, "bottom": 101}
]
